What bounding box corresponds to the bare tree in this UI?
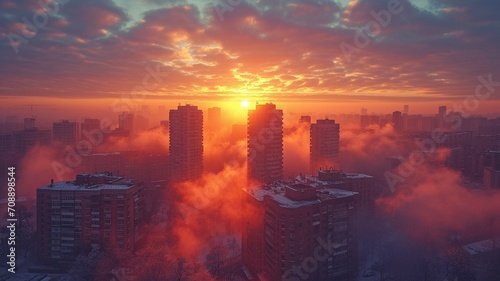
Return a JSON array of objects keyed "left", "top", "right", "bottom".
[
  {"left": 478, "top": 239, "right": 500, "bottom": 281},
  {"left": 68, "top": 246, "right": 101, "bottom": 281},
  {"left": 371, "top": 244, "right": 390, "bottom": 281},
  {"left": 4, "top": 204, "right": 34, "bottom": 258},
  {"left": 445, "top": 246, "right": 477, "bottom": 281},
  {"left": 411, "top": 257, "right": 440, "bottom": 281},
  {"left": 205, "top": 238, "right": 242, "bottom": 281},
  {"left": 129, "top": 225, "right": 216, "bottom": 281}
]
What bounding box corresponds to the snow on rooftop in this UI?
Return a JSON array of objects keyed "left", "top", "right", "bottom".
[
  {"left": 252, "top": 188, "right": 319, "bottom": 208},
  {"left": 40, "top": 181, "right": 133, "bottom": 191},
  {"left": 462, "top": 238, "right": 500, "bottom": 256},
  {"left": 291, "top": 173, "right": 372, "bottom": 187},
  {"left": 344, "top": 172, "right": 373, "bottom": 179},
  {"left": 89, "top": 151, "right": 121, "bottom": 156},
  {"left": 247, "top": 180, "right": 357, "bottom": 209},
  {"left": 39, "top": 174, "right": 135, "bottom": 191}
]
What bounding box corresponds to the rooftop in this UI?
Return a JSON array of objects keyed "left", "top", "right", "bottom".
[
  {"left": 39, "top": 173, "right": 135, "bottom": 191},
  {"left": 247, "top": 178, "right": 358, "bottom": 209},
  {"left": 309, "top": 169, "right": 373, "bottom": 185},
  {"left": 462, "top": 238, "right": 500, "bottom": 256}
]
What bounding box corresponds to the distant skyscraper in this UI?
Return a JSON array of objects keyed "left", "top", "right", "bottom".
[
  {"left": 438, "top": 106, "right": 448, "bottom": 130},
  {"left": 484, "top": 151, "right": 500, "bottom": 189},
  {"left": 13, "top": 117, "right": 51, "bottom": 154},
  {"left": 361, "top": 107, "right": 368, "bottom": 115},
  {"left": 0, "top": 134, "right": 13, "bottom": 154},
  {"left": 169, "top": 104, "right": 203, "bottom": 182},
  {"left": 81, "top": 119, "right": 100, "bottom": 139},
  {"left": 310, "top": 119, "right": 340, "bottom": 172},
  {"left": 24, "top": 117, "right": 36, "bottom": 130},
  {"left": 439, "top": 106, "right": 447, "bottom": 116},
  {"left": 53, "top": 120, "right": 79, "bottom": 145},
  {"left": 403, "top": 105, "right": 409, "bottom": 115},
  {"left": 119, "top": 112, "right": 134, "bottom": 133},
  {"left": 299, "top": 115, "right": 311, "bottom": 124},
  {"left": 247, "top": 103, "right": 283, "bottom": 183},
  {"left": 160, "top": 120, "right": 169, "bottom": 130},
  {"left": 360, "top": 114, "right": 369, "bottom": 129},
  {"left": 392, "top": 111, "right": 403, "bottom": 132},
  {"left": 360, "top": 114, "right": 380, "bottom": 129},
  {"left": 207, "top": 107, "right": 222, "bottom": 131}
]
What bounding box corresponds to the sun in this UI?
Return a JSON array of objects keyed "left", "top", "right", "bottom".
[{"left": 240, "top": 100, "right": 250, "bottom": 108}]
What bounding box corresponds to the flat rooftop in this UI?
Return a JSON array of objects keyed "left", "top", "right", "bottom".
[
  {"left": 247, "top": 179, "right": 358, "bottom": 209},
  {"left": 462, "top": 238, "right": 500, "bottom": 256},
  {"left": 39, "top": 173, "right": 135, "bottom": 191}
]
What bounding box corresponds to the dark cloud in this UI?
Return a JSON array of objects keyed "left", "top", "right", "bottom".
[{"left": 60, "top": 0, "right": 129, "bottom": 39}]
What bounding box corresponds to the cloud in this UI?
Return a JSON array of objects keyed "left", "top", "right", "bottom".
[
  {"left": 377, "top": 165, "right": 500, "bottom": 243},
  {"left": 17, "top": 145, "right": 76, "bottom": 198},
  {"left": 95, "top": 127, "right": 169, "bottom": 153},
  {"left": 0, "top": 0, "right": 499, "bottom": 101},
  {"left": 60, "top": 0, "right": 129, "bottom": 39},
  {"left": 283, "top": 121, "right": 310, "bottom": 176},
  {"left": 171, "top": 162, "right": 250, "bottom": 258}
]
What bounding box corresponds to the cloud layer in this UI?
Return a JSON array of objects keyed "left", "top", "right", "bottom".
[{"left": 0, "top": 0, "right": 499, "bottom": 101}]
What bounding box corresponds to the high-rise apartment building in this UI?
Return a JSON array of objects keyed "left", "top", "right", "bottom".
[
  {"left": 80, "top": 119, "right": 101, "bottom": 141},
  {"left": 438, "top": 106, "right": 448, "bottom": 130},
  {"left": 243, "top": 179, "right": 359, "bottom": 281},
  {"left": 299, "top": 116, "right": 311, "bottom": 124},
  {"left": 24, "top": 117, "right": 36, "bottom": 130},
  {"left": 439, "top": 106, "right": 447, "bottom": 116},
  {"left": 36, "top": 173, "right": 144, "bottom": 265},
  {"left": 248, "top": 103, "right": 283, "bottom": 184},
  {"left": 0, "top": 134, "right": 13, "bottom": 155},
  {"left": 169, "top": 104, "right": 203, "bottom": 182},
  {"left": 207, "top": 107, "right": 222, "bottom": 131},
  {"left": 403, "top": 105, "right": 409, "bottom": 115},
  {"left": 360, "top": 115, "right": 380, "bottom": 129},
  {"left": 484, "top": 151, "right": 500, "bottom": 189},
  {"left": 12, "top": 117, "right": 51, "bottom": 154},
  {"left": 308, "top": 169, "right": 375, "bottom": 227},
  {"left": 392, "top": 111, "right": 403, "bottom": 132},
  {"left": 53, "top": 120, "right": 79, "bottom": 145},
  {"left": 310, "top": 119, "right": 340, "bottom": 172},
  {"left": 119, "top": 112, "right": 134, "bottom": 133}
]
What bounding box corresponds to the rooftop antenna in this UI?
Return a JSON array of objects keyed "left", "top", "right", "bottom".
[{"left": 15, "top": 104, "right": 53, "bottom": 118}]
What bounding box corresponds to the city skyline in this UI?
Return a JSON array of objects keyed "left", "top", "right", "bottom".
[{"left": 1, "top": 101, "right": 500, "bottom": 280}]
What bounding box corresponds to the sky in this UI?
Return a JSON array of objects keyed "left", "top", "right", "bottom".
[{"left": 0, "top": 0, "right": 499, "bottom": 114}]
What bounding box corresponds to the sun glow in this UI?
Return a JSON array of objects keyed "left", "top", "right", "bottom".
[{"left": 240, "top": 100, "right": 250, "bottom": 108}]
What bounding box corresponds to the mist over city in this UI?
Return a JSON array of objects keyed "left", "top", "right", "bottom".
[{"left": 0, "top": 0, "right": 499, "bottom": 281}]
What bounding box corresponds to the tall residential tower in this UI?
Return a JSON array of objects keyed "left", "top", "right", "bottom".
[
  {"left": 247, "top": 103, "right": 283, "bottom": 184},
  {"left": 169, "top": 104, "right": 203, "bottom": 182},
  {"left": 310, "top": 119, "right": 340, "bottom": 172},
  {"left": 53, "top": 120, "right": 79, "bottom": 145}
]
